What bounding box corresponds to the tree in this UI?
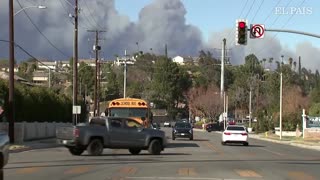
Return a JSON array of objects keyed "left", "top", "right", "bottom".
[
  {"left": 187, "top": 86, "right": 223, "bottom": 121},
  {"left": 101, "top": 63, "right": 120, "bottom": 101},
  {"left": 78, "top": 62, "right": 94, "bottom": 97},
  {"left": 293, "top": 61, "right": 297, "bottom": 71},
  {"left": 150, "top": 56, "right": 191, "bottom": 119},
  {"left": 262, "top": 58, "right": 267, "bottom": 68},
  {"left": 288, "top": 57, "right": 293, "bottom": 69},
  {"left": 268, "top": 57, "right": 273, "bottom": 69}
]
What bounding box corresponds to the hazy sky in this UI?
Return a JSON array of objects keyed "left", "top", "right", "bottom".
[{"left": 0, "top": 0, "right": 319, "bottom": 70}]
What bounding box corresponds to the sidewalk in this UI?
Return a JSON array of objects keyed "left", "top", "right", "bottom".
[
  {"left": 249, "top": 133, "right": 320, "bottom": 151},
  {"left": 9, "top": 138, "right": 61, "bottom": 153}
]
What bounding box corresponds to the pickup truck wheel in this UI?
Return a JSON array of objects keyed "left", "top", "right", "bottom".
[
  {"left": 129, "top": 148, "right": 141, "bottom": 155},
  {"left": 148, "top": 139, "right": 161, "bottom": 155},
  {"left": 68, "top": 147, "right": 84, "bottom": 156},
  {"left": 87, "top": 139, "right": 103, "bottom": 156}
]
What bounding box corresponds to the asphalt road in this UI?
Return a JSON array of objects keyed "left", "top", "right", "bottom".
[{"left": 3, "top": 128, "right": 320, "bottom": 180}]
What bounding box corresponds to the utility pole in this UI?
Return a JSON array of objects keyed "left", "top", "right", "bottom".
[
  {"left": 223, "top": 92, "right": 226, "bottom": 130},
  {"left": 97, "top": 57, "right": 101, "bottom": 116},
  {"left": 220, "top": 38, "right": 226, "bottom": 96},
  {"left": 124, "top": 50, "right": 127, "bottom": 98},
  {"left": 9, "top": 0, "right": 15, "bottom": 143},
  {"left": 72, "top": 0, "right": 79, "bottom": 125},
  {"left": 280, "top": 55, "right": 284, "bottom": 140},
  {"left": 249, "top": 87, "right": 252, "bottom": 128},
  {"left": 48, "top": 68, "right": 51, "bottom": 88},
  {"left": 88, "top": 30, "right": 105, "bottom": 116},
  {"left": 165, "top": 44, "right": 168, "bottom": 59}
]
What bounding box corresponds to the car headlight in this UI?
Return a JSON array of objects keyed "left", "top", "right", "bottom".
[{"left": 189, "top": 129, "right": 192, "bottom": 134}]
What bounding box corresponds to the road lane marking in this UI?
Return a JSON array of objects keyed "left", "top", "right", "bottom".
[
  {"left": 202, "top": 142, "right": 224, "bottom": 155},
  {"left": 288, "top": 171, "right": 315, "bottom": 180},
  {"left": 16, "top": 167, "right": 41, "bottom": 174},
  {"left": 64, "top": 166, "right": 92, "bottom": 174},
  {"left": 235, "top": 169, "right": 262, "bottom": 178},
  {"left": 177, "top": 168, "right": 197, "bottom": 176},
  {"left": 126, "top": 177, "right": 245, "bottom": 180},
  {"left": 258, "top": 147, "right": 284, "bottom": 156},
  {"left": 119, "top": 166, "right": 137, "bottom": 175}
]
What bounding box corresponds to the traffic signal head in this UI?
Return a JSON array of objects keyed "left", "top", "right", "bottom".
[{"left": 236, "top": 19, "right": 247, "bottom": 45}]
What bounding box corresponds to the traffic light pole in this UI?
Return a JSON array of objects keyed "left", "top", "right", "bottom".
[
  {"left": 247, "top": 28, "right": 320, "bottom": 39},
  {"left": 265, "top": 29, "right": 320, "bottom": 39}
]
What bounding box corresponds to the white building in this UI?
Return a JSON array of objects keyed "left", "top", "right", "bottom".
[
  {"left": 37, "top": 61, "right": 57, "bottom": 70},
  {"left": 114, "top": 56, "right": 136, "bottom": 66},
  {"left": 172, "top": 56, "right": 194, "bottom": 65}
]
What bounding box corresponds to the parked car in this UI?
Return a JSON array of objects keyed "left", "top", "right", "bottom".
[
  {"left": 56, "top": 117, "right": 167, "bottom": 156},
  {"left": 221, "top": 125, "right": 249, "bottom": 146},
  {"left": 164, "top": 121, "right": 171, "bottom": 127},
  {"left": 205, "top": 123, "right": 215, "bottom": 132},
  {"left": 0, "top": 132, "right": 9, "bottom": 169},
  {"left": 152, "top": 123, "right": 161, "bottom": 130},
  {"left": 172, "top": 122, "right": 193, "bottom": 140}
]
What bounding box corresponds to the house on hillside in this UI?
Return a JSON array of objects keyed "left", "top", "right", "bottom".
[
  {"left": 114, "top": 56, "right": 136, "bottom": 66},
  {"left": 172, "top": 56, "right": 195, "bottom": 65}
]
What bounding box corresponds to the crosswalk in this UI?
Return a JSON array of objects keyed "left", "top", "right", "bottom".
[{"left": 6, "top": 165, "right": 316, "bottom": 180}]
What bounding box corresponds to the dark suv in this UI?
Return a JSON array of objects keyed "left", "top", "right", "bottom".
[{"left": 172, "top": 122, "right": 193, "bottom": 140}]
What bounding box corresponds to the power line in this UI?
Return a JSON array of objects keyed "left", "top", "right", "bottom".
[
  {"left": 81, "top": 0, "right": 104, "bottom": 29},
  {"left": 78, "top": 1, "right": 97, "bottom": 28},
  {"left": 16, "top": 0, "right": 70, "bottom": 58},
  {"left": 58, "top": 0, "right": 90, "bottom": 30},
  {"left": 262, "top": 0, "right": 282, "bottom": 23},
  {"left": 244, "top": 0, "right": 256, "bottom": 19},
  {"left": 250, "top": 0, "right": 265, "bottom": 23},
  {"left": 254, "top": 0, "right": 306, "bottom": 57}
]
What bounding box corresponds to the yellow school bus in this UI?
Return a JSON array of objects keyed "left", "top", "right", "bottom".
[{"left": 106, "top": 98, "right": 152, "bottom": 128}]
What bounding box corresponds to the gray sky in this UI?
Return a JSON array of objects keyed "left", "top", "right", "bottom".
[{"left": 0, "top": 0, "right": 319, "bottom": 71}]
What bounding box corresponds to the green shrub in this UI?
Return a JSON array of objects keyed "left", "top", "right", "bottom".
[{"left": 0, "top": 80, "right": 86, "bottom": 123}]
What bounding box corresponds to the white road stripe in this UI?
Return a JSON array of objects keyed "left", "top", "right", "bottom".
[{"left": 258, "top": 147, "right": 284, "bottom": 156}]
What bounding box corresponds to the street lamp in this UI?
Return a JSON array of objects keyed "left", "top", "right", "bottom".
[
  {"left": 14, "top": 5, "right": 47, "bottom": 16},
  {"left": 280, "top": 55, "right": 284, "bottom": 140},
  {"left": 8, "top": 1, "right": 47, "bottom": 143}
]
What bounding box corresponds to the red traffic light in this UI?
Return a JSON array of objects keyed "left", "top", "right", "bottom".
[{"left": 238, "top": 21, "right": 246, "bottom": 29}]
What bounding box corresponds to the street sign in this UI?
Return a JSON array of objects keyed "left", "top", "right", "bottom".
[
  {"left": 250, "top": 24, "right": 265, "bottom": 39},
  {"left": 73, "top": 105, "right": 81, "bottom": 114}
]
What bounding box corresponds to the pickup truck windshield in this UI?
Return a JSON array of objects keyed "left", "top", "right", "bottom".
[{"left": 110, "top": 108, "right": 147, "bottom": 117}]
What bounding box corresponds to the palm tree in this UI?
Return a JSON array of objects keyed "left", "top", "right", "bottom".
[
  {"left": 275, "top": 61, "right": 280, "bottom": 70},
  {"left": 293, "top": 61, "right": 297, "bottom": 71},
  {"left": 262, "top": 58, "right": 267, "bottom": 69},
  {"left": 268, "top": 57, "right": 273, "bottom": 69},
  {"left": 288, "top": 57, "right": 293, "bottom": 69}
]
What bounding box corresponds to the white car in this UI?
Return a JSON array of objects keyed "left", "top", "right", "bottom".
[
  {"left": 221, "top": 125, "right": 249, "bottom": 146},
  {"left": 164, "top": 121, "right": 171, "bottom": 127}
]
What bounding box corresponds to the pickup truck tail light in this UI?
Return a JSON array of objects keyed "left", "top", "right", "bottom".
[
  {"left": 224, "top": 132, "right": 231, "bottom": 135},
  {"left": 73, "top": 128, "right": 80, "bottom": 138}
]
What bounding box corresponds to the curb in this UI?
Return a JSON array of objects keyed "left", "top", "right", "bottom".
[{"left": 250, "top": 135, "right": 320, "bottom": 151}]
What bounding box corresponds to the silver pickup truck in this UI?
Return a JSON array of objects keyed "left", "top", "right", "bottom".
[
  {"left": 56, "top": 117, "right": 167, "bottom": 156},
  {"left": 0, "top": 132, "right": 9, "bottom": 169}
]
